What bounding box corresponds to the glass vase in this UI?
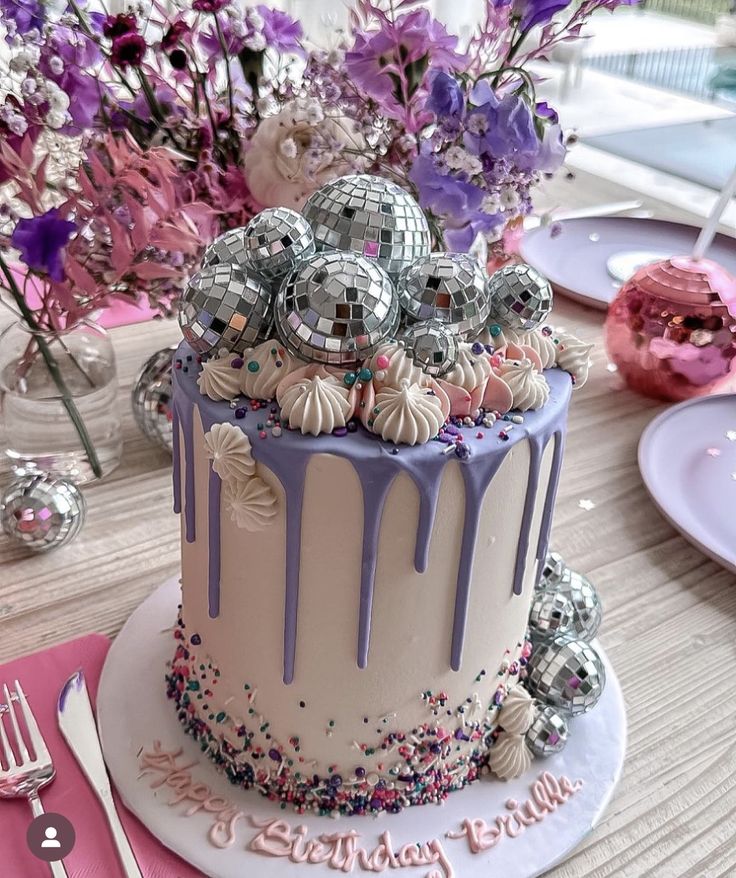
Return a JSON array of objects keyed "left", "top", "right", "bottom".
[{"left": 0, "top": 319, "right": 123, "bottom": 483}]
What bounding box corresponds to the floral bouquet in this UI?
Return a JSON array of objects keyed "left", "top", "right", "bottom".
[{"left": 0, "top": 0, "right": 635, "bottom": 477}]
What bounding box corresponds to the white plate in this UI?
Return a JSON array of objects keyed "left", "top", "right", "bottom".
[
  {"left": 639, "top": 394, "right": 736, "bottom": 574},
  {"left": 98, "top": 577, "right": 627, "bottom": 878}
]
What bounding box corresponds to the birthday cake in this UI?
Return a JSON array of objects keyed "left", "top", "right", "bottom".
[{"left": 166, "top": 175, "right": 599, "bottom": 818}]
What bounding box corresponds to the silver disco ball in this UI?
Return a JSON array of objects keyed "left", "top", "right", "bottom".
[
  {"left": 401, "top": 319, "right": 459, "bottom": 377},
  {"left": 131, "top": 345, "right": 176, "bottom": 453},
  {"left": 179, "top": 263, "right": 273, "bottom": 357},
  {"left": 528, "top": 590, "right": 575, "bottom": 639},
  {"left": 538, "top": 550, "right": 567, "bottom": 590},
  {"left": 527, "top": 635, "right": 606, "bottom": 717},
  {"left": 202, "top": 228, "right": 248, "bottom": 269},
  {"left": 275, "top": 251, "right": 399, "bottom": 367},
  {"left": 397, "top": 253, "right": 491, "bottom": 337},
  {"left": 525, "top": 705, "right": 569, "bottom": 758},
  {"left": 487, "top": 264, "right": 553, "bottom": 331},
  {"left": 548, "top": 569, "right": 603, "bottom": 641},
  {"left": 1, "top": 474, "right": 86, "bottom": 551},
  {"left": 242, "top": 208, "right": 316, "bottom": 282},
  {"left": 302, "top": 174, "right": 431, "bottom": 281}
]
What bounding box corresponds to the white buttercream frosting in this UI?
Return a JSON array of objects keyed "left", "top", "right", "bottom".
[
  {"left": 279, "top": 374, "right": 352, "bottom": 436},
  {"left": 197, "top": 354, "right": 242, "bottom": 402},
  {"left": 554, "top": 331, "right": 594, "bottom": 388},
  {"left": 443, "top": 342, "right": 492, "bottom": 393},
  {"left": 241, "top": 340, "right": 294, "bottom": 400},
  {"left": 367, "top": 342, "right": 429, "bottom": 390},
  {"left": 224, "top": 477, "right": 277, "bottom": 532},
  {"left": 489, "top": 732, "right": 533, "bottom": 781},
  {"left": 203, "top": 423, "right": 256, "bottom": 485},
  {"left": 502, "top": 326, "right": 557, "bottom": 369},
  {"left": 499, "top": 359, "right": 550, "bottom": 411},
  {"left": 497, "top": 685, "right": 535, "bottom": 735},
  {"left": 370, "top": 380, "right": 446, "bottom": 446}
]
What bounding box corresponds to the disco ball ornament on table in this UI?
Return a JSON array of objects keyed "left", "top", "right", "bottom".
[
  {"left": 1, "top": 474, "right": 86, "bottom": 551},
  {"left": 488, "top": 264, "right": 553, "bottom": 331},
  {"left": 202, "top": 228, "right": 248, "bottom": 269},
  {"left": 303, "top": 174, "right": 431, "bottom": 281},
  {"left": 528, "top": 590, "right": 576, "bottom": 640},
  {"left": 525, "top": 705, "right": 569, "bottom": 758},
  {"left": 544, "top": 568, "right": 603, "bottom": 641},
  {"left": 242, "top": 208, "right": 316, "bottom": 283},
  {"left": 538, "top": 550, "right": 567, "bottom": 590},
  {"left": 526, "top": 635, "right": 606, "bottom": 717},
  {"left": 398, "top": 253, "right": 491, "bottom": 338},
  {"left": 401, "top": 319, "right": 459, "bottom": 377},
  {"left": 131, "top": 345, "right": 176, "bottom": 453},
  {"left": 275, "top": 251, "right": 399, "bottom": 367},
  {"left": 179, "top": 263, "right": 273, "bottom": 357}
]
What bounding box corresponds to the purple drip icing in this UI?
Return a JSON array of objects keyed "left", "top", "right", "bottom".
[
  {"left": 172, "top": 406, "right": 182, "bottom": 515},
  {"left": 172, "top": 343, "right": 572, "bottom": 682},
  {"left": 535, "top": 431, "right": 565, "bottom": 580},
  {"left": 450, "top": 456, "right": 504, "bottom": 671},
  {"left": 512, "top": 436, "right": 544, "bottom": 597},
  {"left": 208, "top": 465, "right": 222, "bottom": 619},
  {"left": 177, "top": 401, "right": 197, "bottom": 543},
  {"left": 357, "top": 471, "right": 396, "bottom": 669}
]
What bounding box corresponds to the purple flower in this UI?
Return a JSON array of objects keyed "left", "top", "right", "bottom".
[
  {"left": 131, "top": 86, "right": 183, "bottom": 122},
  {"left": 426, "top": 71, "right": 464, "bottom": 120},
  {"left": 162, "top": 20, "right": 191, "bottom": 52},
  {"left": 257, "top": 6, "right": 304, "bottom": 54},
  {"left": 0, "top": 0, "right": 44, "bottom": 36},
  {"left": 535, "top": 101, "right": 559, "bottom": 123},
  {"left": 110, "top": 32, "right": 147, "bottom": 68},
  {"left": 11, "top": 209, "right": 76, "bottom": 282},
  {"left": 346, "top": 10, "right": 466, "bottom": 119},
  {"left": 199, "top": 13, "right": 246, "bottom": 59},
  {"left": 409, "top": 152, "right": 484, "bottom": 217},
  {"left": 513, "top": 0, "right": 572, "bottom": 31},
  {"left": 464, "top": 81, "right": 538, "bottom": 160},
  {"left": 444, "top": 211, "right": 502, "bottom": 253}
]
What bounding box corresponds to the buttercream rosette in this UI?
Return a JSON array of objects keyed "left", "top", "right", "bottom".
[{"left": 276, "top": 364, "right": 359, "bottom": 436}]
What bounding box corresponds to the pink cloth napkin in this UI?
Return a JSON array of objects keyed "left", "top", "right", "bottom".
[{"left": 0, "top": 635, "right": 203, "bottom": 878}]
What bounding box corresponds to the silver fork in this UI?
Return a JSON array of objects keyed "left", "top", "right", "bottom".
[{"left": 0, "top": 681, "right": 68, "bottom": 877}]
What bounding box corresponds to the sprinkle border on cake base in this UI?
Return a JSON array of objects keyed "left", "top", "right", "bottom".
[{"left": 166, "top": 608, "right": 530, "bottom": 817}]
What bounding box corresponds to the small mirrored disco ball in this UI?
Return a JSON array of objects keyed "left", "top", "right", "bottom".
[
  {"left": 525, "top": 705, "right": 569, "bottom": 757},
  {"left": 303, "top": 174, "right": 431, "bottom": 281},
  {"left": 527, "top": 635, "right": 606, "bottom": 717},
  {"left": 179, "top": 263, "right": 273, "bottom": 357},
  {"left": 275, "top": 251, "right": 399, "bottom": 367},
  {"left": 487, "top": 264, "right": 553, "bottom": 331},
  {"left": 202, "top": 228, "right": 249, "bottom": 269},
  {"left": 401, "top": 319, "right": 459, "bottom": 377},
  {"left": 131, "top": 345, "right": 176, "bottom": 453},
  {"left": 1, "top": 474, "right": 86, "bottom": 551},
  {"left": 397, "top": 252, "right": 491, "bottom": 338},
  {"left": 242, "top": 208, "right": 316, "bottom": 282}
]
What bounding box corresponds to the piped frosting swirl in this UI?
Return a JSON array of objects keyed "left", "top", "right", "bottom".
[
  {"left": 443, "top": 342, "right": 492, "bottom": 393},
  {"left": 278, "top": 370, "right": 353, "bottom": 436},
  {"left": 241, "top": 340, "right": 294, "bottom": 400},
  {"left": 204, "top": 422, "right": 256, "bottom": 484},
  {"left": 489, "top": 731, "right": 533, "bottom": 781},
  {"left": 370, "top": 380, "right": 446, "bottom": 446},
  {"left": 554, "top": 331, "right": 594, "bottom": 388},
  {"left": 224, "top": 477, "right": 277, "bottom": 531},
  {"left": 498, "top": 359, "right": 550, "bottom": 411},
  {"left": 197, "top": 353, "right": 242, "bottom": 402},
  {"left": 497, "top": 685, "right": 535, "bottom": 735}
]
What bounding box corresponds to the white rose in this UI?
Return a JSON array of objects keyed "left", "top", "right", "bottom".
[{"left": 244, "top": 100, "right": 367, "bottom": 209}]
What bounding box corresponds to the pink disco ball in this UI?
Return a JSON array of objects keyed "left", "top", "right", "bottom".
[{"left": 604, "top": 256, "right": 736, "bottom": 401}]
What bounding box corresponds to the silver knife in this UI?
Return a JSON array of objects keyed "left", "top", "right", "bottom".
[{"left": 58, "top": 671, "right": 143, "bottom": 878}]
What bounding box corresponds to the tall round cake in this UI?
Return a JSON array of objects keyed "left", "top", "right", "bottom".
[{"left": 166, "top": 176, "right": 595, "bottom": 817}]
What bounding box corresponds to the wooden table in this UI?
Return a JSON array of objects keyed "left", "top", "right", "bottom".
[{"left": 2, "top": 248, "right": 736, "bottom": 877}]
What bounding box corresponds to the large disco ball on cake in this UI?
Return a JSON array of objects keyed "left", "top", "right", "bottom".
[
  {"left": 275, "top": 251, "right": 399, "bottom": 367},
  {"left": 179, "top": 263, "right": 273, "bottom": 356},
  {"left": 398, "top": 252, "right": 491, "bottom": 337},
  {"left": 242, "top": 208, "right": 316, "bottom": 282},
  {"left": 488, "top": 264, "right": 553, "bottom": 331},
  {"left": 302, "top": 175, "right": 431, "bottom": 281}
]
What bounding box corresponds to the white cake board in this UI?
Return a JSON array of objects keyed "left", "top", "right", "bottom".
[{"left": 98, "top": 577, "right": 626, "bottom": 878}]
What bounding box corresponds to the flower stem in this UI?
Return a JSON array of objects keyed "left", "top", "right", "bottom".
[{"left": 0, "top": 256, "right": 103, "bottom": 480}]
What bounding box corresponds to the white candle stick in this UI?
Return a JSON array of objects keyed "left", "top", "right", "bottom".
[{"left": 692, "top": 163, "right": 736, "bottom": 262}]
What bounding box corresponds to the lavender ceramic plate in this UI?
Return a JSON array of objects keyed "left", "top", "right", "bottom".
[
  {"left": 520, "top": 218, "right": 736, "bottom": 311},
  {"left": 638, "top": 394, "right": 736, "bottom": 574}
]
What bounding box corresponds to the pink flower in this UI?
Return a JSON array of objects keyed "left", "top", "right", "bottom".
[{"left": 110, "top": 32, "right": 147, "bottom": 68}]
